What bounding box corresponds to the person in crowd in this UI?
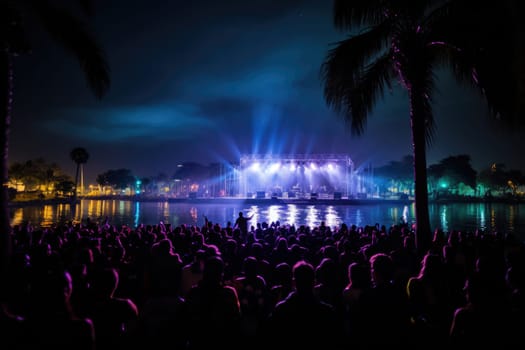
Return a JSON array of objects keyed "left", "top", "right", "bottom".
[
  {"left": 359, "top": 253, "right": 411, "bottom": 347},
  {"left": 184, "top": 256, "right": 241, "bottom": 350},
  {"left": 234, "top": 211, "right": 254, "bottom": 240},
  {"left": 24, "top": 269, "right": 96, "bottom": 350},
  {"left": 406, "top": 252, "right": 452, "bottom": 346},
  {"left": 232, "top": 256, "right": 269, "bottom": 343},
  {"left": 4, "top": 216, "right": 525, "bottom": 347},
  {"left": 87, "top": 267, "right": 140, "bottom": 350},
  {"left": 342, "top": 261, "right": 371, "bottom": 348},
  {"left": 264, "top": 260, "right": 343, "bottom": 349}
]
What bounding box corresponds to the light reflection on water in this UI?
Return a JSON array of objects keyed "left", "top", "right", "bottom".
[{"left": 9, "top": 200, "right": 525, "bottom": 241}]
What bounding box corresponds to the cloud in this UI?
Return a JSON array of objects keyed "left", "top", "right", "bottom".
[{"left": 41, "top": 105, "right": 215, "bottom": 141}]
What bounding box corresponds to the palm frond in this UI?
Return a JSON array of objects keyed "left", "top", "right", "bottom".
[
  {"left": 32, "top": 1, "right": 110, "bottom": 98},
  {"left": 333, "top": 0, "right": 387, "bottom": 30},
  {"left": 324, "top": 51, "right": 395, "bottom": 135},
  {"left": 468, "top": 8, "right": 524, "bottom": 126},
  {"left": 422, "top": 90, "right": 436, "bottom": 146},
  {"left": 421, "top": 0, "right": 455, "bottom": 30},
  {"left": 351, "top": 54, "right": 395, "bottom": 133},
  {"left": 391, "top": 0, "right": 444, "bottom": 20},
  {"left": 321, "top": 20, "right": 390, "bottom": 94},
  {"left": 475, "top": 52, "right": 525, "bottom": 126},
  {"left": 0, "top": 2, "right": 32, "bottom": 55},
  {"left": 433, "top": 3, "right": 525, "bottom": 126},
  {"left": 77, "top": 0, "right": 95, "bottom": 16}
]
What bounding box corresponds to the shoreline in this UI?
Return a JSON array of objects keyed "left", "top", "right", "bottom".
[{"left": 8, "top": 195, "right": 523, "bottom": 208}]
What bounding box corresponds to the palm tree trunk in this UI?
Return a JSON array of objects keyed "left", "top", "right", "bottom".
[
  {"left": 80, "top": 163, "right": 84, "bottom": 196},
  {"left": 0, "top": 52, "right": 13, "bottom": 278},
  {"left": 74, "top": 163, "right": 80, "bottom": 201},
  {"left": 409, "top": 89, "right": 432, "bottom": 256}
]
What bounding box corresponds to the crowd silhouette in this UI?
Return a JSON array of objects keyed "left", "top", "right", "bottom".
[{"left": 1, "top": 217, "right": 524, "bottom": 349}]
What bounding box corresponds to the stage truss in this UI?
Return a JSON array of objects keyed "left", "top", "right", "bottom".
[{"left": 237, "top": 154, "right": 356, "bottom": 199}]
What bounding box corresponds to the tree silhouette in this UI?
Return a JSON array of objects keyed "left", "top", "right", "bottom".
[
  {"left": 428, "top": 155, "right": 477, "bottom": 195},
  {"left": 0, "top": 1, "right": 110, "bottom": 281},
  {"left": 96, "top": 169, "right": 135, "bottom": 191},
  {"left": 70, "top": 147, "right": 89, "bottom": 200},
  {"left": 321, "top": 0, "right": 523, "bottom": 254}
]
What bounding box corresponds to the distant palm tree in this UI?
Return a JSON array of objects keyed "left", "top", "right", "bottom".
[
  {"left": 321, "top": 0, "right": 523, "bottom": 253},
  {"left": 0, "top": 1, "right": 110, "bottom": 276},
  {"left": 70, "top": 147, "right": 90, "bottom": 200}
]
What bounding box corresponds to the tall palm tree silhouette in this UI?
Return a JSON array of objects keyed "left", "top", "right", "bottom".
[
  {"left": 70, "top": 147, "right": 89, "bottom": 201},
  {"left": 321, "top": 0, "right": 524, "bottom": 253},
  {"left": 0, "top": 1, "right": 110, "bottom": 277}
]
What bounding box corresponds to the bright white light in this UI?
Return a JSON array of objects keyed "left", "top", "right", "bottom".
[
  {"left": 240, "top": 155, "right": 351, "bottom": 199},
  {"left": 268, "top": 162, "right": 281, "bottom": 173},
  {"left": 306, "top": 205, "right": 319, "bottom": 228},
  {"left": 287, "top": 204, "right": 298, "bottom": 226},
  {"left": 325, "top": 206, "right": 340, "bottom": 228},
  {"left": 267, "top": 205, "right": 281, "bottom": 224}
]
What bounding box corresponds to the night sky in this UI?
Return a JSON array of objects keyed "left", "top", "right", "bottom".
[{"left": 9, "top": 0, "right": 525, "bottom": 183}]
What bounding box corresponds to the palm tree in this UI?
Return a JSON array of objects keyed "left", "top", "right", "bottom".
[
  {"left": 70, "top": 147, "right": 90, "bottom": 200},
  {"left": 321, "top": 0, "right": 523, "bottom": 254},
  {"left": 1, "top": 1, "right": 110, "bottom": 277}
]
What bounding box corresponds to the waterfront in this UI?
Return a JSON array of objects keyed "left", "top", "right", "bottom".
[{"left": 9, "top": 199, "right": 525, "bottom": 241}]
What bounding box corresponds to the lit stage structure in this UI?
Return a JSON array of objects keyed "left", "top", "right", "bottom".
[{"left": 237, "top": 154, "right": 356, "bottom": 199}]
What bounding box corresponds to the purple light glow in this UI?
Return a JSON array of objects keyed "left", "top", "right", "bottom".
[{"left": 239, "top": 154, "right": 354, "bottom": 198}]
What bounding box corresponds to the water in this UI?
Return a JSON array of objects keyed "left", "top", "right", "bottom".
[{"left": 9, "top": 199, "right": 525, "bottom": 241}]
